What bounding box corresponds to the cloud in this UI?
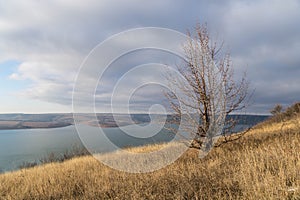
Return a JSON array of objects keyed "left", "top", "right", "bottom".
[
  {"left": 218, "top": 0, "right": 300, "bottom": 113},
  {"left": 1, "top": 0, "right": 300, "bottom": 113}
]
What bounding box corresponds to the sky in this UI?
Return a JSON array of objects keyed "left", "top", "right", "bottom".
[{"left": 0, "top": 0, "right": 299, "bottom": 114}]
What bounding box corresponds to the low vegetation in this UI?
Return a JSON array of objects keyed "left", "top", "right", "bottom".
[
  {"left": 18, "top": 145, "right": 90, "bottom": 170},
  {"left": 0, "top": 104, "right": 299, "bottom": 199},
  {"left": 267, "top": 102, "right": 300, "bottom": 124}
]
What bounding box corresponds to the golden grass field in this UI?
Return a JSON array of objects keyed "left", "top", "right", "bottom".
[{"left": 0, "top": 116, "right": 299, "bottom": 199}]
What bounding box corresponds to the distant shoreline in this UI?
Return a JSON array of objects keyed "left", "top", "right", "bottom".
[
  {"left": 0, "top": 113, "right": 269, "bottom": 130},
  {"left": 0, "top": 121, "right": 131, "bottom": 130},
  {"left": 0, "top": 121, "right": 73, "bottom": 130}
]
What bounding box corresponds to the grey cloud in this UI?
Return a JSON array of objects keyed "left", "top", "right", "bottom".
[{"left": 1, "top": 0, "right": 299, "bottom": 113}]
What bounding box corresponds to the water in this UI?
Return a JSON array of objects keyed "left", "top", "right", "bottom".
[
  {"left": 0, "top": 121, "right": 254, "bottom": 173},
  {"left": 0, "top": 124, "right": 174, "bottom": 173}
]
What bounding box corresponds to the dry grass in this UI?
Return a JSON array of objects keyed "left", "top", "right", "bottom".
[
  {"left": 251, "top": 115, "right": 300, "bottom": 135},
  {"left": 0, "top": 117, "right": 299, "bottom": 199}
]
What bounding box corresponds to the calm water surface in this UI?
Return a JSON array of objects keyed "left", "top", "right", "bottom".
[
  {"left": 0, "top": 124, "right": 174, "bottom": 172},
  {"left": 0, "top": 122, "right": 251, "bottom": 173}
]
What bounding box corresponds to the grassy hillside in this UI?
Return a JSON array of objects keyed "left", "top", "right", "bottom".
[{"left": 0, "top": 115, "right": 299, "bottom": 199}]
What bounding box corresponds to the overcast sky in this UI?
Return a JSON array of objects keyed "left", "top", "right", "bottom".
[{"left": 0, "top": 0, "right": 299, "bottom": 114}]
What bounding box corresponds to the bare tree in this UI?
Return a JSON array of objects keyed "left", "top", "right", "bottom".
[
  {"left": 165, "top": 24, "right": 250, "bottom": 149},
  {"left": 270, "top": 104, "right": 283, "bottom": 115}
]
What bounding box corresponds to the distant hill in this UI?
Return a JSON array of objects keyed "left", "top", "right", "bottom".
[
  {"left": 0, "top": 113, "right": 74, "bottom": 129},
  {"left": 0, "top": 113, "right": 269, "bottom": 130}
]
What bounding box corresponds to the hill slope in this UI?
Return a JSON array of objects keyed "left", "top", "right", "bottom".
[{"left": 0, "top": 116, "right": 299, "bottom": 199}]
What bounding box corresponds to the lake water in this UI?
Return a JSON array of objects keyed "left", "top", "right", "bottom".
[
  {"left": 0, "top": 124, "right": 175, "bottom": 173},
  {"left": 0, "top": 122, "right": 253, "bottom": 173}
]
